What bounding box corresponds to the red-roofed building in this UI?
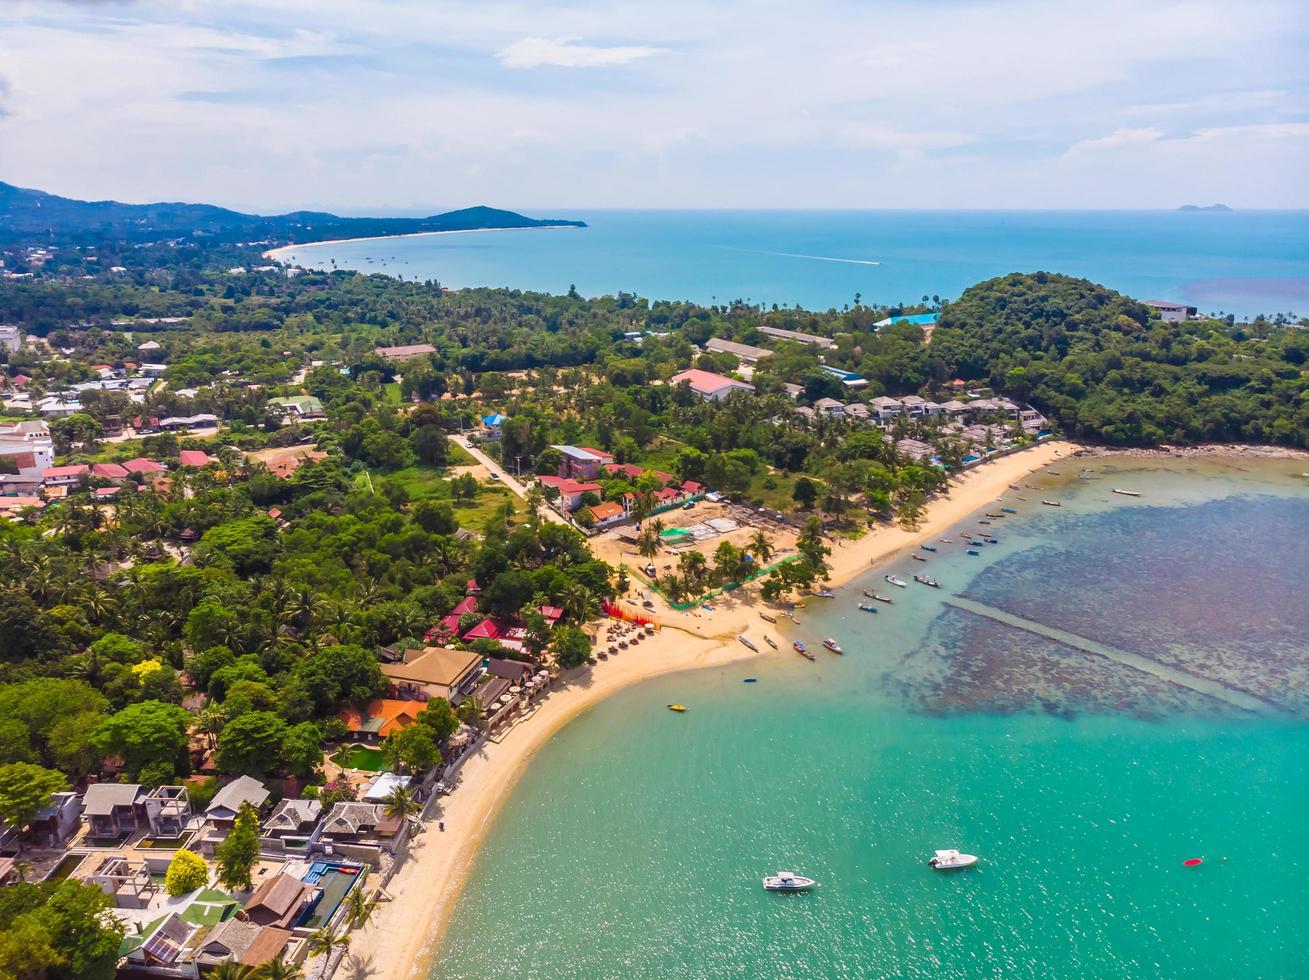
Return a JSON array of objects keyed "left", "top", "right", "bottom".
[
  {"left": 463, "top": 617, "right": 510, "bottom": 641},
  {"left": 577, "top": 447, "right": 615, "bottom": 465},
  {"left": 539, "top": 605, "right": 564, "bottom": 622},
  {"left": 123, "top": 457, "right": 168, "bottom": 475},
  {"left": 9, "top": 374, "right": 30, "bottom": 388},
  {"left": 654, "top": 487, "right": 681, "bottom": 503},
  {"left": 606, "top": 463, "right": 645, "bottom": 481},
  {"left": 465, "top": 578, "right": 481, "bottom": 595},
  {"left": 451, "top": 596, "right": 479, "bottom": 616},
  {"left": 178, "top": 450, "right": 211, "bottom": 467},
  {"left": 681, "top": 480, "right": 705, "bottom": 494},
  {"left": 537, "top": 475, "right": 602, "bottom": 510},
  {"left": 91, "top": 462, "right": 129, "bottom": 482},
  {"left": 42, "top": 464, "right": 88, "bottom": 488},
  {"left": 338, "top": 699, "right": 427, "bottom": 740},
  {"left": 669, "top": 369, "right": 755, "bottom": 401},
  {"left": 94, "top": 486, "right": 121, "bottom": 499},
  {"left": 647, "top": 470, "right": 676, "bottom": 486}
]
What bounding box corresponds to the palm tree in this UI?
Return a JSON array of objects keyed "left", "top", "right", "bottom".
[
  {"left": 344, "top": 884, "right": 379, "bottom": 931},
  {"left": 382, "top": 786, "right": 420, "bottom": 822},
  {"left": 635, "top": 526, "right": 660, "bottom": 563},
  {"left": 208, "top": 962, "right": 256, "bottom": 980},
  {"left": 253, "top": 956, "right": 305, "bottom": 980},
  {"left": 307, "top": 927, "right": 349, "bottom": 963},
  {"left": 560, "top": 582, "right": 592, "bottom": 623},
  {"left": 749, "top": 530, "right": 773, "bottom": 565}
]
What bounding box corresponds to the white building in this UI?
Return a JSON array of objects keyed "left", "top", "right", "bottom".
[{"left": 0, "top": 325, "right": 21, "bottom": 353}]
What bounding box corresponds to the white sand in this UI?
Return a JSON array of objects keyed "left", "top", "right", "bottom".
[
  {"left": 341, "top": 440, "right": 1075, "bottom": 979},
  {"left": 261, "top": 225, "right": 582, "bottom": 263}
]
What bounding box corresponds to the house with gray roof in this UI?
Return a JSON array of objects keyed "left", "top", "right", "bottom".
[
  {"left": 82, "top": 783, "right": 147, "bottom": 837},
  {"left": 205, "top": 775, "right": 270, "bottom": 829}
]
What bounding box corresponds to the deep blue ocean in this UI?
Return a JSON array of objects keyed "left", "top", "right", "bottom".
[{"left": 278, "top": 209, "right": 1309, "bottom": 317}]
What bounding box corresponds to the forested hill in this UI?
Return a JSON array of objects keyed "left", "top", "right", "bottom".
[
  {"left": 932, "top": 272, "right": 1309, "bottom": 445},
  {"left": 0, "top": 181, "right": 585, "bottom": 245}
]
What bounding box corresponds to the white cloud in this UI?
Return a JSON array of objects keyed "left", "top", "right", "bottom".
[
  {"left": 498, "top": 37, "right": 668, "bottom": 69},
  {"left": 1065, "top": 128, "right": 1167, "bottom": 157}
]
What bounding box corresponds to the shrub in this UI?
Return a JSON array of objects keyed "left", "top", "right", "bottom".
[{"left": 164, "top": 849, "right": 208, "bottom": 896}]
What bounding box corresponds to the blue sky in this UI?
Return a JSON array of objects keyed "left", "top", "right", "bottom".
[{"left": 2, "top": 0, "right": 1307, "bottom": 212}]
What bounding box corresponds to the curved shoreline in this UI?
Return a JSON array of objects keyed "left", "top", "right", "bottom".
[
  {"left": 262, "top": 224, "right": 583, "bottom": 263},
  {"left": 343, "top": 440, "right": 1075, "bottom": 979}
]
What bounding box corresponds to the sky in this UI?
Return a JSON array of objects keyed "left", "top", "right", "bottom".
[{"left": 2, "top": 0, "right": 1308, "bottom": 213}]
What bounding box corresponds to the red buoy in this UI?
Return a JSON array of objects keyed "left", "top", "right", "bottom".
[{"left": 1183, "top": 858, "right": 1203, "bottom": 867}]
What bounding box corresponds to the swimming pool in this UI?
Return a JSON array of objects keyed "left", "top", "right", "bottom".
[{"left": 298, "top": 862, "right": 365, "bottom": 929}]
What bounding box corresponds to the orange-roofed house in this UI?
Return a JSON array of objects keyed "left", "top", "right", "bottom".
[
  {"left": 338, "top": 699, "right": 427, "bottom": 741},
  {"left": 588, "top": 500, "right": 625, "bottom": 525},
  {"left": 178, "top": 450, "right": 212, "bottom": 467}
]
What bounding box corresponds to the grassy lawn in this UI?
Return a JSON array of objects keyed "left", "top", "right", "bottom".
[
  {"left": 748, "top": 469, "right": 811, "bottom": 513},
  {"left": 382, "top": 382, "right": 403, "bottom": 405},
  {"left": 373, "top": 463, "right": 520, "bottom": 528},
  {"left": 446, "top": 439, "right": 476, "bottom": 466},
  {"left": 330, "top": 745, "right": 388, "bottom": 771}
]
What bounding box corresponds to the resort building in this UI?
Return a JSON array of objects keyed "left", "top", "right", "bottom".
[
  {"left": 669, "top": 369, "right": 756, "bottom": 401},
  {"left": 819, "top": 365, "right": 868, "bottom": 388},
  {"left": 758, "top": 325, "right": 836, "bottom": 348},
  {"left": 1144, "top": 300, "right": 1198, "bottom": 323},
  {"left": 205, "top": 775, "right": 270, "bottom": 830},
  {"left": 319, "top": 802, "right": 407, "bottom": 854},
  {"left": 379, "top": 646, "right": 483, "bottom": 702},
  {"left": 705, "top": 337, "right": 774, "bottom": 362},
  {"left": 262, "top": 799, "right": 323, "bottom": 841},
  {"left": 873, "top": 312, "right": 940, "bottom": 328},
  {"left": 536, "top": 475, "right": 603, "bottom": 511},
  {"left": 0, "top": 325, "right": 21, "bottom": 352},
  {"left": 374, "top": 343, "right": 436, "bottom": 362},
  {"left": 82, "top": 783, "right": 148, "bottom": 837},
  {"left": 266, "top": 395, "right": 326, "bottom": 420},
  {"left": 552, "top": 445, "right": 612, "bottom": 480},
  {"left": 243, "top": 873, "right": 315, "bottom": 928},
  {"left": 338, "top": 699, "right": 427, "bottom": 741}
]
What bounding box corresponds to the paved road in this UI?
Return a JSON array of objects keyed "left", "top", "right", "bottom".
[{"left": 449, "top": 434, "right": 567, "bottom": 526}]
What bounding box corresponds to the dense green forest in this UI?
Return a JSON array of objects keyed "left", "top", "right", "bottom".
[
  {"left": 933, "top": 273, "right": 1309, "bottom": 445},
  {"left": 0, "top": 180, "right": 584, "bottom": 245}
]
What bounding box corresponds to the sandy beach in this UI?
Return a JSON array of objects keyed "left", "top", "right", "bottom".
[
  {"left": 261, "top": 225, "right": 582, "bottom": 263},
  {"left": 342, "top": 439, "right": 1074, "bottom": 979}
]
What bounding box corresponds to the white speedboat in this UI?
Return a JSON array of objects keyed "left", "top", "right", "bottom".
[
  {"left": 822, "top": 638, "right": 844, "bottom": 654},
  {"left": 885, "top": 575, "right": 907, "bottom": 588},
  {"left": 928, "top": 849, "right": 978, "bottom": 870},
  {"left": 763, "top": 871, "right": 817, "bottom": 892}
]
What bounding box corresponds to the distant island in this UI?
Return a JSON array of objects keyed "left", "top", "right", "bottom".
[
  {"left": 1178, "top": 203, "right": 1233, "bottom": 212},
  {"left": 0, "top": 179, "right": 586, "bottom": 246}
]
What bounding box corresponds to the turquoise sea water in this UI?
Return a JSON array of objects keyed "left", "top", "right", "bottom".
[
  {"left": 278, "top": 210, "right": 1309, "bottom": 318},
  {"left": 432, "top": 459, "right": 1309, "bottom": 978}
]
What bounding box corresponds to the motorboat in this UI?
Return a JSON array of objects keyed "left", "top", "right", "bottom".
[
  {"left": 743, "top": 677, "right": 758, "bottom": 683},
  {"left": 1112, "top": 488, "right": 1141, "bottom": 497},
  {"left": 793, "top": 641, "right": 815, "bottom": 660},
  {"left": 667, "top": 704, "right": 688, "bottom": 712},
  {"left": 1042, "top": 500, "right": 1061, "bottom": 507},
  {"left": 822, "top": 638, "right": 844, "bottom": 654},
  {"left": 911, "top": 554, "right": 928, "bottom": 562},
  {"left": 966, "top": 549, "right": 980, "bottom": 556},
  {"left": 857, "top": 604, "right": 879, "bottom": 613},
  {"left": 921, "top": 544, "right": 938, "bottom": 552},
  {"left": 760, "top": 611, "right": 777, "bottom": 623},
  {"left": 816, "top": 588, "right": 835, "bottom": 598},
  {"left": 738, "top": 634, "right": 758, "bottom": 652},
  {"left": 764, "top": 635, "right": 778, "bottom": 649},
  {"left": 913, "top": 575, "right": 940, "bottom": 588},
  {"left": 928, "top": 849, "right": 978, "bottom": 870},
  {"left": 1001, "top": 507, "right": 1017, "bottom": 514},
  {"left": 885, "top": 575, "right": 907, "bottom": 588},
  {"left": 864, "top": 590, "right": 892, "bottom": 603},
  {"left": 763, "top": 871, "right": 817, "bottom": 892},
  {"left": 939, "top": 538, "right": 953, "bottom": 544}
]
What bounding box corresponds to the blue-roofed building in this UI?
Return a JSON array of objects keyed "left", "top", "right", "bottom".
[
  {"left": 819, "top": 365, "right": 868, "bottom": 388},
  {"left": 874, "top": 312, "right": 940, "bottom": 328},
  {"left": 482, "top": 413, "right": 505, "bottom": 427}
]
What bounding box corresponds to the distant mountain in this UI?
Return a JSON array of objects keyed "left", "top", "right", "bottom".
[
  {"left": 1178, "top": 203, "right": 1233, "bottom": 212},
  {"left": 0, "top": 181, "right": 586, "bottom": 245}
]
